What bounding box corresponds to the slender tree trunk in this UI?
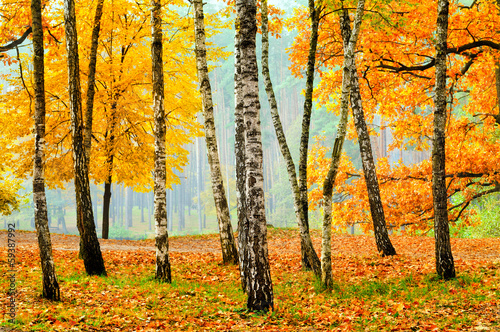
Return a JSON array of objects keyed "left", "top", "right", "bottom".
[
  {"left": 236, "top": 0, "right": 273, "bottom": 312},
  {"left": 234, "top": 15, "right": 249, "bottom": 292},
  {"left": 433, "top": 0, "right": 455, "bottom": 279},
  {"left": 193, "top": 0, "right": 239, "bottom": 265},
  {"left": 102, "top": 180, "right": 111, "bottom": 239},
  {"left": 31, "top": 0, "right": 60, "bottom": 300},
  {"left": 83, "top": 0, "right": 104, "bottom": 165},
  {"left": 64, "top": 0, "right": 106, "bottom": 276},
  {"left": 297, "top": 0, "right": 323, "bottom": 274},
  {"left": 321, "top": 3, "right": 365, "bottom": 289},
  {"left": 196, "top": 136, "right": 203, "bottom": 233},
  {"left": 152, "top": 0, "right": 171, "bottom": 282},
  {"left": 349, "top": 61, "right": 396, "bottom": 257},
  {"left": 495, "top": 63, "right": 500, "bottom": 125}
]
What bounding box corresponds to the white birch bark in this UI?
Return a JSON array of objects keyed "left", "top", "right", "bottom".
[
  {"left": 193, "top": 0, "right": 239, "bottom": 265},
  {"left": 236, "top": 0, "right": 273, "bottom": 312},
  {"left": 151, "top": 0, "right": 171, "bottom": 282},
  {"left": 321, "top": 1, "right": 365, "bottom": 289}
]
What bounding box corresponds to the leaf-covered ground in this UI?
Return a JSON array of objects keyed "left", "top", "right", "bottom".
[{"left": 1, "top": 229, "right": 499, "bottom": 331}]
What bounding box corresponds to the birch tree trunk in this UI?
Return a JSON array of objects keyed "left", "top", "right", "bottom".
[
  {"left": 151, "top": 0, "right": 171, "bottom": 282},
  {"left": 321, "top": 2, "right": 365, "bottom": 289},
  {"left": 296, "top": 0, "right": 323, "bottom": 276},
  {"left": 193, "top": 0, "right": 239, "bottom": 265},
  {"left": 234, "top": 16, "right": 249, "bottom": 291},
  {"left": 433, "top": 0, "right": 455, "bottom": 279},
  {"left": 350, "top": 73, "right": 396, "bottom": 257},
  {"left": 64, "top": 0, "right": 106, "bottom": 276},
  {"left": 83, "top": 0, "right": 104, "bottom": 165},
  {"left": 31, "top": 0, "right": 60, "bottom": 300},
  {"left": 236, "top": 0, "right": 273, "bottom": 311},
  {"left": 338, "top": 6, "right": 396, "bottom": 257}
]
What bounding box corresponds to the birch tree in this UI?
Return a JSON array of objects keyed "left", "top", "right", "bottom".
[
  {"left": 433, "top": 0, "right": 455, "bottom": 279},
  {"left": 236, "top": 0, "right": 273, "bottom": 311},
  {"left": 321, "top": 1, "right": 365, "bottom": 289},
  {"left": 297, "top": 0, "right": 324, "bottom": 277},
  {"left": 151, "top": 0, "right": 171, "bottom": 282},
  {"left": 234, "top": 15, "right": 249, "bottom": 291},
  {"left": 31, "top": 0, "right": 60, "bottom": 300},
  {"left": 193, "top": 0, "right": 239, "bottom": 265},
  {"left": 64, "top": 0, "right": 106, "bottom": 276}
]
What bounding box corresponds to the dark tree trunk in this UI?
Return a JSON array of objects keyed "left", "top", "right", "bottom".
[
  {"left": 433, "top": 0, "right": 455, "bottom": 279},
  {"left": 297, "top": 0, "right": 323, "bottom": 275},
  {"left": 151, "top": 0, "right": 171, "bottom": 282},
  {"left": 31, "top": 0, "right": 61, "bottom": 300},
  {"left": 236, "top": 0, "right": 273, "bottom": 312},
  {"left": 193, "top": 0, "right": 239, "bottom": 265},
  {"left": 102, "top": 180, "right": 111, "bottom": 239},
  {"left": 64, "top": 0, "right": 106, "bottom": 276}
]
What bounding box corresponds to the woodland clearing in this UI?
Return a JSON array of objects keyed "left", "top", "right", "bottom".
[{"left": 1, "top": 228, "right": 499, "bottom": 331}]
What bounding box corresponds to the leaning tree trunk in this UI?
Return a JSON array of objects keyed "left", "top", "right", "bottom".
[
  {"left": 64, "top": 0, "right": 106, "bottom": 276},
  {"left": 83, "top": 0, "right": 104, "bottom": 165},
  {"left": 295, "top": 0, "right": 323, "bottom": 276},
  {"left": 151, "top": 0, "right": 171, "bottom": 282},
  {"left": 350, "top": 66, "right": 396, "bottom": 257},
  {"left": 340, "top": 8, "right": 396, "bottom": 257},
  {"left": 236, "top": 0, "right": 273, "bottom": 312},
  {"left": 31, "top": 0, "right": 60, "bottom": 300},
  {"left": 193, "top": 0, "right": 239, "bottom": 265},
  {"left": 261, "top": 0, "right": 320, "bottom": 278},
  {"left": 234, "top": 16, "right": 249, "bottom": 292},
  {"left": 321, "top": 2, "right": 365, "bottom": 289},
  {"left": 433, "top": 0, "right": 455, "bottom": 279}
]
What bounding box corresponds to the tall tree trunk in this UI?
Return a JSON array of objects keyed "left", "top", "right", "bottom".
[
  {"left": 321, "top": 2, "right": 365, "bottom": 289},
  {"left": 433, "top": 0, "right": 455, "bottom": 279},
  {"left": 236, "top": 0, "right": 274, "bottom": 312},
  {"left": 31, "top": 0, "right": 60, "bottom": 300},
  {"left": 64, "top": 0, "right": 106, "bottom": 276},
  {"left": 297, "top": 0, "right": 323, "bottom": 274},
  {"left": 193, "top": 0, "right": 239, "bottom": 265},
  {"left": 151, "top": 0, "right": 171, "bottom": 282},
  {"left": 83, "top": 0, "right": 104, "bottom": 166},
  {"left": 235, "top": 15, "right": 249, "bottom": 292}
]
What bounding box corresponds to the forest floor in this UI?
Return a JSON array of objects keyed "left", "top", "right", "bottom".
[{"left": 1, "top": 228, "right": 499, "bottom": 331}]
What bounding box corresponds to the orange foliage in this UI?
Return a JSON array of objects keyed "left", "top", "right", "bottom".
[{"left": 288, "top": 0, "right": 500, "bottom": 232}]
